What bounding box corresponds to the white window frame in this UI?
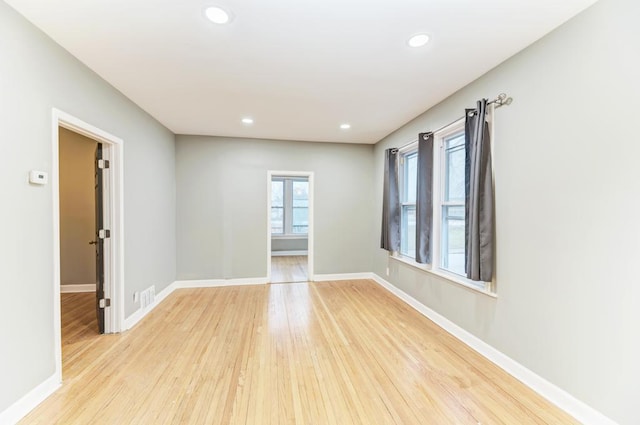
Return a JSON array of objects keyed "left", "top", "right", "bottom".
[
  {"left": 392, "top": 117, "right": 495, "bottom": 296},
  {"left": 271, "top": 176, "right": 309, "bottom": 237}
]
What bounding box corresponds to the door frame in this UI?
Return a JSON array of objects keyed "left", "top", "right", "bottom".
[
  {"left": 267, "top": 170, "right": 314, "bottom": 282},
  {"left": 52, "top": 108, "right": 125, "bottom": 379}
]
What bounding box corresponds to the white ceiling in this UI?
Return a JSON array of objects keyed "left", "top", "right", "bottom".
[{"left": 6, "top": 0, "right": 597, "bottom": 144}]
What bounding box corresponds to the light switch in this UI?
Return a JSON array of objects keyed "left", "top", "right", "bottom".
[{"left": 29, "top": 170, "right": 48, "bottom": 185}]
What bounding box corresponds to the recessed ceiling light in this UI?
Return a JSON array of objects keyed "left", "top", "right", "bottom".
[
  {"left": 408, "top": 34, "right": 430, "bottom": 48},
  {"left": 205, "top": 6, "right": 231, "bottom": 24},
  {"left": 242, "top": 117, "right": 254, "bottom": 125},
  {"left": 340, "top": 123, "right": 351, "bottom": 130}
]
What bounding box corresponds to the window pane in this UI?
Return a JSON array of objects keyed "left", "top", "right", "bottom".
[
  {"left": 404, "top": 153, "right": 417, "bottom": 203},
  {"left": 271, "top": 180, "right": 284, "bottom": 234},
  {"left": 447, "top": 133, "right": 464, "bottom": 149},
  {"left": 401, "top": 205, "right": 416, "bottom": 258},
  {"left": 441, "top": 206, "right": 465, "bottom": 275},
  {"left": 292, "top": 180, "right": 308, "bottom": 234},
  {"left": 271, "top": 181, "right": 284, "bottom": 207},
  {"left": 271, "top": 207, "right": 284, "bottom": 234},
  {"left": 445, "top": 134, "right": 465, "bottom": 203},
  {"left": 292, "top": 181, "right": 308, "bottom": 207},
  {"left": 292, "top": 207, "right": 308, "bottom": 234}
]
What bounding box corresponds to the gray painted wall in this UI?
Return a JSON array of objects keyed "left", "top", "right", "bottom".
[
  {"left": 371, "top": 0, "right": 639, "bottom": 423},
  {"left": 176, "top": 136, "right": 373, "bottom": 280},
  {"left": 0, "top": 2, "right": 176, "bottom": 413},
  {"left": 272, "top": 238, "right": 308, "bottom": 252}
]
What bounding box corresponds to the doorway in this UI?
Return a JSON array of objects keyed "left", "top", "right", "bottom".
[
  {"left": 52, "top": 109, "right": 124, "bottom": 383},
  {"left": 267, "top": 171, "right": 314, "bottom": 283},
  {"left": 58, "top": 127, "right": 100, "bottom": 366}
]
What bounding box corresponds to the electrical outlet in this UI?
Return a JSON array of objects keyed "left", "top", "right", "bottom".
[
  {"left": 386, "top": 267, "right": 390, "bottom": 276},
  {"left": 133, "top": 291, "right": 139, "bottom": 303}
]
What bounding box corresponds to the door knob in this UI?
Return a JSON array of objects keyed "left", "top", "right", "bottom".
[{"left": 89, "top": 240, "right": 97, "bottom": 245}]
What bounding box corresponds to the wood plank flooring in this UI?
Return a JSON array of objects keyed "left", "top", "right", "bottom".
[
  {"left": 59, "top": 292, "right": 99, "bottom": 379},
  {"left": 271, "top": 255, "right": 307, "bottom": 283},
  {"left": 21, "top": 280, "right": 577, "bottom": 424}
]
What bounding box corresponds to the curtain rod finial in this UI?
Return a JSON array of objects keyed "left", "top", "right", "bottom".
[{"left": 494, "top": 93, "right": 513, "bottom": 107}]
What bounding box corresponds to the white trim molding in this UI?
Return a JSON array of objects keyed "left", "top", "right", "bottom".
[
  {"left": 60, "top": 284, "right": 96, "bottom": 293},
  {"left": 174, "top": 277, "right": 269, "bottom": 288},
  {"left": 313, "top": 273, "right": 372, "bottom": 282},
  {"left": 271, "top": 235, "right": 308, "bottom": 240},
  {"left": 0, "top": 374, "right": 61, "bottom": 425},
  {"left": 271, "top": 250, "right": 308, "bottom": 257},
  {"left": 369, "top": 274, "right": 617, "bottom": 425}
]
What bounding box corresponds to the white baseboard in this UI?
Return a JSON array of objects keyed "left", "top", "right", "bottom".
[
  {"left": 174, "top": 277, "right": 269, "bottom": 288},
  {"left": 0, "top": 373, "right": 61, "bottom": 425},
  {"left": 271, "top": 250, "right": 308, "bottom": 257},
  {"left": 313, "top": 272, "right": 372, "bottom": 282},
  {"left": 369, "top": 273, "right": 616, "bottom": 425},
  {"left": 60, "top": 283, "right": 96, "bottom": 293}
]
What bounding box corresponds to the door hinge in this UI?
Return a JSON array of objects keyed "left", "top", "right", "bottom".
[
  {"left": 98, "top": 159, "right": 110, "bottom": 169},
  {"left": 99, "top": 298, "right": 111, "bottom": 308},
  {"left": 98, "top": 229, "right": 111, "bottom": 239}
]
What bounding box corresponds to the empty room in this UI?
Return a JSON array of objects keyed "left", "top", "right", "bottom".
[{"left": 0, "top": 0, "right": 638, "bottom": 424}]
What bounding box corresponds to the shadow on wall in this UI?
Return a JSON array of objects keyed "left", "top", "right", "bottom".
[{"left": 59, "top": 127, "right": 98, "bottom": 288}]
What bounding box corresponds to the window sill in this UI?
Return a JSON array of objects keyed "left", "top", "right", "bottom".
[
  {"left": 389, "top": 254, "right": 497, "bottom": 299},
  {"left": 271, "top": 234, "right": 308, "bottom": 240}
]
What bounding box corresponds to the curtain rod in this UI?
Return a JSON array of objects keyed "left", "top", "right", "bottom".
[{"left": 392, "top": 93, "right": 513, "bottom": 152}]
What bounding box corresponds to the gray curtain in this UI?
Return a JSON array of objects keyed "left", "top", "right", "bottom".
[
  {"left": 380, "top": 148, "right": 400, "bottom": 252},
  {"left": 415, "top": 132, "right": 434, "bottom": 264},
  {"left": 465, "top": 99, "right": 494, "bottom": 281}
]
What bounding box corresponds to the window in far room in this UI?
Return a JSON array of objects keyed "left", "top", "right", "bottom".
[
  {"left": 271, "top": 177, "right": 309, "bottom": 236},
  {"left": 271, "top": 179, "right": 285, "bottom": 234}
]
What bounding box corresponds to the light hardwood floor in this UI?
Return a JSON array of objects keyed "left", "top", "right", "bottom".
[
  {"left": 270, "top": 255, "right": 307, "bottom": 283},
  {"left": 21, "top": 280, "right": 576, "bottom": 424},
  {"left": 59, "top": 292, "right": 99, "bottom": 379}
]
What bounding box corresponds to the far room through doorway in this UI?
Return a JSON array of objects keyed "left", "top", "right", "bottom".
[
  {"left": 270, "top": 174, "right": 309, "bottom": 283},
  {"left": 58, "top": 126, "right": 101, "bottom": 379}
]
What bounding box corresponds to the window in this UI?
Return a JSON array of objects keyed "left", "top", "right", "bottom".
[
  {"left": 397, "top": 120, "right": 487, "bottom": 290},
  {"left": 440, "top": 132, "right": 466, "bottom": 276},
  {"left": 291, "top": 180, "right": 309, "bottom": 234},
  {"left": 271, "top": 177, "right": 309, "bottom": 235},
  {"left": 271, "top": 180, "right": 285, "bottom": 234},
  {"left": 400, "top": 152, "right": 417, "bottom": 257}
]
